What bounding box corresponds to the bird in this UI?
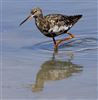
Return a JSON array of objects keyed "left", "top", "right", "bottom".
[{"left": 20, "top": 7, "right": 82, "bottom": 50}]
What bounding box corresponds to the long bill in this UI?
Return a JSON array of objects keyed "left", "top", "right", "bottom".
[{"left": 20, "top": 15, "right": 34, "bottom": 26}]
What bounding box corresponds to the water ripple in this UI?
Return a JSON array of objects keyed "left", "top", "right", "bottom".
[{"left": 22, "top": 36, "right": 97, "bottom": 53}]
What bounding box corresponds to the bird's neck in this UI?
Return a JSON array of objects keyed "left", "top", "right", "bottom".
[{"left": 35, "top": 14, "right": 45, "bottom": 24}]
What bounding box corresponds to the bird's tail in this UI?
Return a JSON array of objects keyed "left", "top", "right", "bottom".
[{"left": 69, "top": 15, "right": 82, "bottom": 25}]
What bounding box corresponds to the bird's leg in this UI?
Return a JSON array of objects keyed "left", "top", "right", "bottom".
[
  {"left": 67, "top": 32, "right": 75, "bottom": 39},
  {"left": 53, "top": 37, "right": 56, "bottom": 45},
  {"left": 56, "top": 32, "right": 75, "bottom": 46},
  {"left": 52, "top": 37, "right": 58, "bottom": 51}
]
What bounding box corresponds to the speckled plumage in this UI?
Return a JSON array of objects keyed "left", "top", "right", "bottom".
[{"left": 35, "top": 14, "right": 82, "bottom": 37}]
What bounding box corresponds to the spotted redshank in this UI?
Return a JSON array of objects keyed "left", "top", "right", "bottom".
[{"left": 20, "top": 7, "right": 82, "bottom": 50}]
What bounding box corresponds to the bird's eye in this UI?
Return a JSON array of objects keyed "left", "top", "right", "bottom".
[
  {"left": 31, "top": 10, "right": 37, "bottom": 14},
  {"left": 34, "top": 10, "right": 37, "bottom": 13}
]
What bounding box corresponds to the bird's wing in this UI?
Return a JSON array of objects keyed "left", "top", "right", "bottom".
[
  {"left": 44, "top": 14, "right": 72, "bottom": 33},
  {"left": 44, "top": 14, "right": 82, "bottom": 33}
]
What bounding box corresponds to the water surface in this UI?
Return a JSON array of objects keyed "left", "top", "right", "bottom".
[{"left": 1, "top": 0, "right": 97, "bottom": 100}]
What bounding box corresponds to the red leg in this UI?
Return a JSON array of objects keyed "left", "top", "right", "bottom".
[{"left": 56, "top": 32, "right": 75, "bottom": 47}]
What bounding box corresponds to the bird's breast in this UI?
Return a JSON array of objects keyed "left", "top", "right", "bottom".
[{"left": 35, "top": 20, "right": 49, "bottom": 34}]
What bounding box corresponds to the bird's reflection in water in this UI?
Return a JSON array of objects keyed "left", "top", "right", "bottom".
[{"left": 32, "top": 51, "right": 83, "bottom": 92}]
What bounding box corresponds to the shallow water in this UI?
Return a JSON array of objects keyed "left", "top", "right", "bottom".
[{"left": 1, "top": 0, "right": 98, "bottom": 100}]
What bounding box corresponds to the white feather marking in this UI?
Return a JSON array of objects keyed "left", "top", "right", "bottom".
[
  {"left": 49, "top": 25, "right": 70, "bottom": 33},
  {"left": 49, "top": 25, "right": 59, "bottom": 32},
  {"left": 36, "top": 22, "right": 39, "bottom": 26},
  {"left": 58, "top": 26, "right": 69, "bottom": 31}
]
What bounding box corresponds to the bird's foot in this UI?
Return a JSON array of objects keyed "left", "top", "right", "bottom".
[
  {"left": 53, "top": 40, "right": 63, "bottom": 51},
  {"left": 54, "top": 44, "right": 58, "bottom": 53}
]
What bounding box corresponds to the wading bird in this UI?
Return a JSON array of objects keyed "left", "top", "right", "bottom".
[{"left": 20, "top": 7, "right": 82, "bottom": 50}]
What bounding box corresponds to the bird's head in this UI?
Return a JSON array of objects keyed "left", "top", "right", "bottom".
[
  {"left": 20, "top": 7, "right": 42, "bottom": 26},
  {"left": 31, "top": 7, "right": 42, "bottom": 18}
]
